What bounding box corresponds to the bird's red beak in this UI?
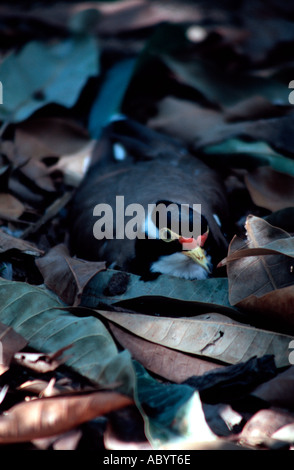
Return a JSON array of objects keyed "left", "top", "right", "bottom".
[
  {"left": 179, "top": 229, "right": 209, "bottom": 249},
  {"left": 179, "top": 229, "right": 211, "bottom": 273}
]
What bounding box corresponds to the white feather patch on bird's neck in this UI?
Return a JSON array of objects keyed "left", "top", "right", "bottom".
[
  {"left": 150, "top": 252, "right": 211, "bottom": 280},
  {"left": 142, "top": 211, "right": 159, "bottom": 240}
]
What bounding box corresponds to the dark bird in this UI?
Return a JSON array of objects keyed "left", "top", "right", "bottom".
[{"left": 70, "top": 119, "right": 229, "bottom": 280}]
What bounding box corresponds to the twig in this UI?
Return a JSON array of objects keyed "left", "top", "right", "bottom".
[{"left": 20, "top": 191, "right": 73, "bottom": 239}]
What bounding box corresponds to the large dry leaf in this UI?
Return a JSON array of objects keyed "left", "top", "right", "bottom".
[
  {"left": 97, "top": 310, "right": 293, "bottom": 367},
  {"left": 244, "top": 166, "right": 294, "bottom": 212},
  {"left": 0, "top": 391, "right": 133, "bottom": 444},
  {"left": 108, "top": 322, "right": 222, "bottom": 383},
  {"left": 35, "top": 244, "right": 106, "bottom": 306},
  {"left": 225, "top": 215, "right": 294, "bottom": 329}
]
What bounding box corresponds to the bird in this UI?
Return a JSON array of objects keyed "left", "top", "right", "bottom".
[{"left": 69, "top": 119, "right": 229, "bottom": 281}]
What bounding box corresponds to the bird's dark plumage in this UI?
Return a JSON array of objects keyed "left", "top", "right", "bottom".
[{"left": 70, "top": 119, "right": 229, "bottom": 280}]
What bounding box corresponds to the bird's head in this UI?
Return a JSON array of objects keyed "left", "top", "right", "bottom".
[{"left": 134, "top": 200, "right": 216, "bottom": 280}]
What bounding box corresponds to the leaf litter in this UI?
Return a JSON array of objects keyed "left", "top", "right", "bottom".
[{"left": 0, "top": 0, "right": 294, "bottom": 452}]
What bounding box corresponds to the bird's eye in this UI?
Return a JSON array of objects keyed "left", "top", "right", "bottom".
[{"left": 159, "top": 227, "right": 179, "bottom": 242}]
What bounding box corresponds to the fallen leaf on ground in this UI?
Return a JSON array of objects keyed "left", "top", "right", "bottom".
[
  {"left": 0, "top": 193, "right": 25, "bottom": 221},
  {"left": 97, "top": 310, "right": 293, "bottom": 367},
  {"left": 33, "top": 428, "right": 82, "bottom": 450},
  {"left": 108, "top": 322, "right": 222, "bottom": 383},
  {"left": 0, "top": 323, "right": 27, "bottom": 375},
  {"left": 252, "top": 366, "right": 294, "bottom": 410},
  {"left": 0, "top": 390, "right": 133, "bottom": 444},
  {"left": 0, "top": 36, "right": 98, "bottom": 123},
  {"left": 35, "top": 243, "right": 106, "bottom": 306},
  {"left": 244, "top": 166, "right": 294, "bottom": 212},
  {"left": 18, "top": 379, "right": 63, "bottom": 397},
  {"left": 239, "top": 408, "right": 294, "bottom": 448},
  {"left": 14, "top": 344, "right": 72, "bottom": 373},
  {"left": 271, "top": 424, "right": 294, "bottom": 445},
  {"left": 82, "top": 269, "right": 239, "bottom": 318},
  {"left": 15, "top": 118, "right": 91, "bottom": 159},
  {"left": 224, "top": 215, "right": 294, "bottom": 330},
  {"left": 0, "top": 278, "right": 135, "bottom": 393},
  {"left": 148, "top": 96, "right": 223, "bottom": 144},
  {"left": 14, "top": 118, "right": 94, "bottom": 187},
  {"left": 0, "top": 228, "right": 43, "bottom": 256}
]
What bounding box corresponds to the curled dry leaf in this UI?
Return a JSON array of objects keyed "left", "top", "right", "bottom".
[
  {"left": 0, "top": 391, "right": 133, "bottom": 444},
  {"left": 35, "top": 243, "right": 106, "bottom": 306},
  {"left": 0, "top": 228, "right": 43, "bottom": 256},
  {"left": 223, "top": 215, "right": 294, "bottom": 330},
  {"left": 14, "top": 344, "right": 72, "bottom": 373}
]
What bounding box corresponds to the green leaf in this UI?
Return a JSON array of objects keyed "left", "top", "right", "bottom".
[
  {"left": 0, "top": 36, "right": 99, "bottom": 123},
  {"left": 81, "top": 269, "right": 240, "bottom": 318},
  {"left": 88, "top": 57, "right": 137, "bottom": 138},
  {"left": 0, "top": 278, "right": 135, "bottom": 394},
  {"left": 202, "top": 138, "right": 294, "bottom": 176},
  {"left": 162, "top": 55, "right": 290, "bottom": 107},
  {"left": 134, "top": 361, "right": 197, "bottom": 447}
]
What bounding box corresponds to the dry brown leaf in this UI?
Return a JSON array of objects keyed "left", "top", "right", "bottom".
[
  {"left": 224, "top": 96, "right": 281, "bottom": 122},
  {"left": 13, "top": 118, "right": 94, "bottom": 189},
  {"left": 49, "top": 140, "right": 94, "bottom": 187},
  {"left": 15, "top": 118, "right": 91, "bottom": 160},
  {"left": 35, "top": 244, "right": 106, "bottom": 305},
  {"left": 33, "top": 428, "right": 82, "bottom": 450},
  {"left": 225, "top": 215, "right": 294, "bottom": 330},
  {"left": 0, "top": 391, "right": 133, "bottom": 444},
  {"left": 272, "top": 423, "right": 294, "bottom": 445},
  {"left": 18, "top": 379, "right": 59, "bottom": 397},
  {"left": 19, "top": 159, "right": 56, "bottom": 193},
  {"left": 0, "top": 193, "right": 25, "bottom": 220},
  {"left": 97, "top": 310, "right": 293, "bottom": 367},
  {"left": 252, "top": 366, "right": 294, "bottom": 410},
  {"left": 0, "top": 323, "right": 27, "bottom": 375},
  {"left": 14, "top": 344, "right": 72, "bottom": 374},
  {"left": 148, "top": 96, "right": 223, "bottom": 144},
  {"left": 108, "top": 322, "right": 222, "bottom": 383},
  {"left": 0, "top": 228, "right": 43, "bottom": 256},
  {"left": 239, "top": 409, "right": 294, "bottom": 448},
  {"left": 244, "top": 166, "right": 294, "bottom": 212}
]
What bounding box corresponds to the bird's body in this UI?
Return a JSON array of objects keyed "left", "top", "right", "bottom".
[{"left": 70, "top": 120, "right": 229, "bottom": 280}]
